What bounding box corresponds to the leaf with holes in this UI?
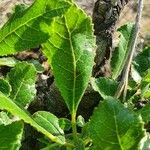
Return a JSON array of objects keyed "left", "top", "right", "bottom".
[
  {"left": 7, "top": 62, "right": 37, "bottom": 107},
  {"left": 0, "top": 0, "right": 71, "bottom": 56},
  {"left": 86, "top": 97, "right": 145, "bottom": 150},
  {"left": 42, "top": 4, "right": 96, "bottom": 113}
]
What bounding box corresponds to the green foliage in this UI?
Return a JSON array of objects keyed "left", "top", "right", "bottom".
[
  {"left": 43, "top": 4, "right": 96, "bottom": 113},
  {"left": 7, "top": 62, "right": 37, "bottom": 107},
  {"left": 0, "top": 57, "right": 18, "bottom": 67},
  {"left": 139, "top": 104, "right": 150, "bottom": 122},
  {"left": 59, "top": 118, "right": 71, "bottom": 131},
  {"left": 134, "top": 46, "right": 150, "bottom": 76},
  {"left": 0, "top": 121, "right": 23, "bottom": 150},
  {"left": 0, "top": 92, "right": 65, "bottom": 145},
  {"left": 28, "top": 59, "right": 45, "bottom": 73},
  {"left": 87, "top": 97, "right": 145, "bottom": 150},
  {"left": 0, "top": 0, "right": 149, "bottom": 149},
  {"left": 0, "top": 0, "right": 71, "bottom": 56},
  {"left": 91, "top": 77, "right": 118, "bottom": 99},
  {"left": 141, "top": 135, "right": 150, "bottom": 150},
  {"left": 140, "top": 69, "right": 150, "bottom": 99},
  {"left": 111, "top": 23, "right": 134, "bottom": 79},
  {"left": 33, "top": 111, "right": 65, "bottom": 143},
  {"left": 0, "top": 79, "right": 11, "bottom": 96},
  {"left": 0, "top": 111, "right": 12, "bottom": 125}
]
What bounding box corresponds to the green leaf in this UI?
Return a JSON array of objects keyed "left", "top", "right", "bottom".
[
  {"left": 0, "top": 92, "right": 65, "bottom": 145},
  {"left": 140, "top": 69, "right": 150, "bottom": 99},
  {"left": 0, "top": 121, "right": 23, "bottom": 150},
  {"left": 8, "top": 62, "right": 37, "bottom": 107},
  {"left": 77, "top": 115, "right": 85, "bottom": 127},
  {"left": 0, "top": 79, "right": 11, "bottom": 96},
  {"left": 131, "top": 66, "right": 142, "bottom": 83},
  {"left": 134, "top": 46, "right": 150, "bottom": 76},
  {"left": 59, "top": 118, "right": 71, "bottom": 131},
  {"left": 33, "top": 111, "right": 65, "bottom": 143},
  {"left": 140, "top": 135, "right": 150, "bottom": 150},
  {"left": 87, "top": 97, "right": 145, "bottom": 150},
  {"left": 0, "top": 111, "right": 12, "bottom": 125},
  {"left": 91, "top": 77, "right": 118, "bottom": 99},
  {"left": 40, "top": 144, "right": 62, "bottom": 150},
  {"left": 42, "top": 4, "right": 96, "bottom": 112},
  {"left": 0, "top": 0, "right": 71, "bottom": 56},
  {"left": 143, "top": 69, "right": 150, "bottom": 83},
  {"left": 0, "top": 57, "right": 18, "bottom": 67},
  {"left": 111, "top": 23, "right": 134, "bottom": 79},
  {"left": 139, "top": 104, "right": 150, "bottom": 122},
  {"left": 28, "top": 59, "right": 45, "bottom": 73}
]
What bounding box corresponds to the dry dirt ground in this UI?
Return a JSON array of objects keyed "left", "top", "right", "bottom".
[{"left": 0, "top": 0, "right": 150, "bottom": 39}]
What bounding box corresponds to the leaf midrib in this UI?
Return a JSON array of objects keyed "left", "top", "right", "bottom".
[
  {"left": 64, "top": 16, "right": 76, "bottom": 112},
  {"left": 11, "top": 65, "right": 30, "bottom": 102},
  {"left": 113, "top": 106, "right": 123, "bottom": 150}
]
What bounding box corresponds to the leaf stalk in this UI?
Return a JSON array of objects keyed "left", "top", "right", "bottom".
[{"left": 71, "top": 111, "right": 78, "bottom": 144}]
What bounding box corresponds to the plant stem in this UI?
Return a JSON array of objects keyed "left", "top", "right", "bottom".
[
  {"left": 71, "top": 111, "right": 78, "bottom": 144},
  {"left": 115, "top": 0, "right": 143, "bottom": 100}
]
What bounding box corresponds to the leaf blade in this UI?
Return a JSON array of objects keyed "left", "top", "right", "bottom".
[
  {"left": 134, "top": 46, "right": 150, "bottom": 77},
  {"left": 111, "top": 23, "right": 134, "bottom": 79},
  {"left": 87, "top": 97, "right": 145, "bottom": 150},
  {"left": 0, "top": 0, "right": 71, "bottom": 56},
  {"left": 43, "top": 4, "right": 96, "bottom": 112},
  {"left": 8, "top": 62, "right": 37, "bottom": 107},
  {"left": 0, "top": 92, "right": 65, "bottom": 145},
  {"left": 33, "top": 111, "right": 65, "bottom": 143},
  {"left": 0, "top": 121, "right": 23, "bottom": 150},
  {"left": 91, "top": 77, "right": 118, "bottom": 99},
  {"left": 0, "top": 78, "right": 11, "bottom": 96}
]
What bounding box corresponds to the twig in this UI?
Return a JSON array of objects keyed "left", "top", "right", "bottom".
[{"left": 115, "top": 0, "right": 143, "bottom": 100}]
